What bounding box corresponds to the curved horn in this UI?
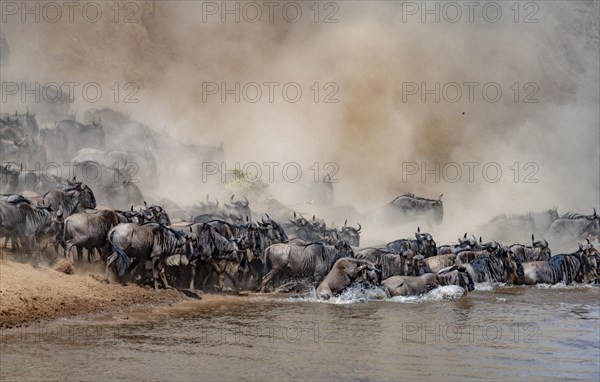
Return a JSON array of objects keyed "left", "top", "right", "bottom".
[
  {"left": 532, "top": 234, "right": 535, "bottom": 242},
  {"left": 417, "top": 226, "right": 420, "bottom": 233},
  {"left": 357, "top": 223, "right": 361, "bottom": 232},
  {"left": 230, "top": 194, "right": 235, "bottom": 202},
  {"left": 543, "top": 239, "right": 548, "bottom": 247},
  {"left": 265, "top": 213, "right": 270, "bottom": 219},
  {"left": 144, "top": 200, "right": 148, "bottom": 208},
  {"left": 243, "top": 196, "right": 249, "bottom": 207},
  {"left": 438, "top": 193, "right": 443, "bottom": 199},
  {"left": 215, "top": 199, "right": 219, "bottom": 208},
  {"left": 344, "top": 219, "right": 347, "bottom": 227}
]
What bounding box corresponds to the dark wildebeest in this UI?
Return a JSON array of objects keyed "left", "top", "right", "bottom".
[
  {"left": 185, "top": 223, "right": 239, "bottom": 291},
  {"left": 224, "top": 194, "right": 252, "bottom": 222},
  {"left": 547, "top": 247, "right": 598, "bottom": 285},
  {"left": 510, "top": 235, "right": 551, "bottom": 263},
  {"left": 316, "top": 258, "right": 381, "bottom": 300},
  {"left": 105, "top": 223, "right": 194, "bottom": 290},
  {"left": 61, "top": 208, "right": 139, "bottom": 262},
  {"left": 517, "top": 243, "right": 598, "bottom": 285},
  {"left": 546, "top": 209, "right": 600, "bottom": 248},
  {"left": 41, "top": 179, "right": 97, "bottom": 216},
  {"left": 355, "top": 248, "right": 409, "bottom": 279},
  {"left": 337, "top": 220, "right": 361, "bottom": 247},
  {"left": 139, "top": 202, "right": 171, "bottom": 225},
  {"left": 463, "top": 247, "right": 524, "bottom": 284},
  {"left": 284, "top": 212, "right": 324, "bottom": 242},
  {"left": 384, "top": 193, "right": 444, "bottom": 225},
  {"left": 386, "top": 227, "right": 437, "bottom": 258},
  {"left": 69, "top": 161, "right": 143, "bottom": 210},
  {"left": 0, "top": 198, "right": 63, "bottom": 264},
  {"left": 382, "top": 265, "right": 475, "bottom": 297},
  {"left": 260, "top": 241, "right": 354, "bottom": 292}
]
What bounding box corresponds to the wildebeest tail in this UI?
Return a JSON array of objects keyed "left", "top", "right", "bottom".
[{"left": 108, "top": 230, "right": 129, "bottom": 276}]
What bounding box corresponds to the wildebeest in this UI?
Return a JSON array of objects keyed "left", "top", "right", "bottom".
[
  {"left": 41, "top": 179, "right": 97, "bottom": 216},
  {"left": 185, "top": 222, "right": 239, "bottom": 291},
  {"left": 260, "top": 240, "right": 354, "bottom": 292},
  {"left": 316, "top": 258, "right": 381, "bottom": 300},
  {"left": 547, "top": 248, "right": 598, "bottom": 285},
  {"left": 546, "top": 209, "right": 599, "bottom": 248},
  {"left": 69, "top": 161, "right": 143, "bottom": 210},
  {"left": 224, "top": 194, "right": 252, "bottom": 222},
  {"left": 386, "top": 227, "right": 437, "bottom": 258},
  {"left": 382, "top": 265, "right": 475, "bottom": 297},
  {"left": 355, "top": 248, "right": 409, "bottom": 279},
  {"left": 510, "top": 235, "right": 551, "bottom": 263},
  {"left": 517, "top": 243, "right": 598, "bottom": 286},
  {"left": 383, "top": 193, "right": 444, "bottom": 225},
  {"left": 39, "top": 125, "right": 69, "bottom": 162},
  {"left": 56, "top": 118, "right": 105, "bottom": 156},
  {"left": 105, "top": 223, "right": 194, "bottom": 290},
  {"left": 61, "top": 208, "right": 139, "bottom": 262},
  {"left": 463, "top": 247, "right": 524, "bottom": 284},
  {"left": 0, "top": 198, "right": 63, "bottom": 263}
]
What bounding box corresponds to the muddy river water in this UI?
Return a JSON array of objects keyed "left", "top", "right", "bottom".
[{"left": 1, "top": 284, "right": 599, "bottom": 381}]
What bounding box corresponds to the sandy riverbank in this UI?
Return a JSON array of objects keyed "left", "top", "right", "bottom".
[{"left": 0, "top": 259, "right": 201, "bottom": 328}]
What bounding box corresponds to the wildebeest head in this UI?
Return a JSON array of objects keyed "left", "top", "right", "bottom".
[
  {"left": 310, "top": 215, "right": 326, "bottom": 231},
  {"left": 362, "top": 265, "right": 382, "bottom": 286},
  {"left": 64, "top": 179, "right": 97, "bottom": 209},
  {"left": 438, "top": 265, "right": 475, "bottom": 292},
  {"left": 500, "top": 247, "right": 524, "bottom": 281},
  {"left": 289, "top": 211, "right": 309, "bottom": 227},
  {"left": 148, "top": 204, "right": 171, "bottom": 225},
  {"left": 415, "top": 228, "right": 437, "bottom": 257},
  {"left": 340, "top": 220, "right": 361, "bottom": 247}
]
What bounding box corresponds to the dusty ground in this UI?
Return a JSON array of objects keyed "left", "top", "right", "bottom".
[{"left": 0, "top": 258, "right": 199, "bottom": 328}]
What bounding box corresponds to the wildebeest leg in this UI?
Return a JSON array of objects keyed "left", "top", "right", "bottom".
[
  {"left": 76, "top": 247, "right": 84, "bottom": 263},
  {"left": 189, "top": 265, "right": 197, "bottom": 290},
  {"left": 259, "top": 268, "right": 281, "bottom": 292},
  {"left": 64, "top": 241, "right": 74, "bottom": 262},
  {"left": 104, "top": 253, "right": 118, "bottom": 283},
  {"left": 152, "top": 258, "right": 161, "bottom": 291},
  {"left": 158, "top": 260, "right": 171, "bottom": 289}
]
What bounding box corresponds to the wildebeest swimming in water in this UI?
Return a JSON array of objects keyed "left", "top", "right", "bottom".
[
  {"left": 516, "top": 241, "right": 598, "bottom": 285},
  {"left": 379, "top": 193, "right": 444, "bottom": 226},
  {"left": 316, "top": 258, "right": 381, "bottom": 300},
  {"left": 463, "top": 247, "right": 525, "bottom": 284},
  {"left": 509, "top": 235, "right": 551, "bottom": 263},
  {"left": 382, "top": 265, "right": 475, "bottom": 297}
]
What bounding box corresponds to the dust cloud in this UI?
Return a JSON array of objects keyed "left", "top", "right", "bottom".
[{"left": 1, "top": 1, "right": 598, "bottom": 243}]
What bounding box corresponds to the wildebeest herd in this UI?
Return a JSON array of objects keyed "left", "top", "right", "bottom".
[{"left": 1, "top": 108, "right": 599, "bottom": 300}]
